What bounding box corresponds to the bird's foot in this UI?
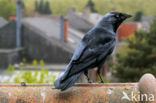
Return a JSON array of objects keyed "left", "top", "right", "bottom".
[
  {"left": 52, "top": 88, "right": 57, "bottom": 89},
  {"left": 21, "top": 82, "right": 26, "bottom": 86},
  {"left": 100, "top": 80, "right": 104, "bottom": 83},
  {"left": 88, "top": 80, "right": 93, "bottom": 83},
  {"left": 98, "top": 80, "right": 104, "bottom": 83}
]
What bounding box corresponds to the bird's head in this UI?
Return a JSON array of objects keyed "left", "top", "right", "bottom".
[{"left": 100, "top": 12, "right": 132, "bottom": 32}]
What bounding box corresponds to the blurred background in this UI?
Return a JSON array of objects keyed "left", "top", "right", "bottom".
[{"left": 0, "top": 0, "right": 155, "bottom": 84}]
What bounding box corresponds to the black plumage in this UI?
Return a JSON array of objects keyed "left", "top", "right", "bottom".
[{"left": 54, "top": 12, "right": 132, "bottom": 91}]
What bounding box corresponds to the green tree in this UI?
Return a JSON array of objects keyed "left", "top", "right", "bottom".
[
  {"left": 21, "top": 0, "right": 25, "bottom": 9},
  {"left": 35, "top": 0, "right": 52, "bottom": 15},
  {"left": 24, "top": 0, "right": 156, "bottom": 16},
  {"left": 43, "top": 1, "right": 52, "bottom": 14},
  {"left": 0, "top": 0, "right": 16, "bottom": 20},
  {"left": 134, "top": 11, "right": 143, "bottom": 22},
  {"left": 35, "top": 1, "right": 39, "bottom": 12},
  {"left": 86, "top": 0, "right": 97, "bottom": 13},
  {"left": 114, "top": 20, "right": 156, "bottom": 82},
  {"left": 38, "top": 0, "right": 44, "bottom": 14}
]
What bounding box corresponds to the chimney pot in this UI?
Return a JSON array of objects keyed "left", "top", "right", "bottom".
[{"left": 64, "top": 18, "right": 68, "bottom": 42}]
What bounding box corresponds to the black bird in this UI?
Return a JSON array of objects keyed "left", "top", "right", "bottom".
[{"left": 54, "top": 12, "right": 132, "bottom": 91}]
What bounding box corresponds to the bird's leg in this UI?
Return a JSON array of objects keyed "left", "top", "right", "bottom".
[
  {"left": 84, "top": 70, "right": 92, "bottom": 83},
  {"left": 97, "top": 66, "right": 104, "bottom": 83},
  {"left": 21, "top": 82, "right": 26, "bottom": 86}
]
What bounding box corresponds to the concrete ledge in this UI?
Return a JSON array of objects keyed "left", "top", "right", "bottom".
[
  {"left": 0, "top": 73, "right": 156, "bottom": 103},
  {"left": 0, "top": 48, "right": 23, "bottom": 69}
]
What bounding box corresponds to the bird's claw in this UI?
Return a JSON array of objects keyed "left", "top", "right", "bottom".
[
  {"left": 21, "top": 82, "right": 26, "bottom": 86},
  {"left": 100, "top": 81, "right": 104, "bottom": 83},
  {"left": 88, "top": 80, "right": 93, "bottom": 83},
  {"left": 98, "top": 81, "right": 104, "bottom": 83}
]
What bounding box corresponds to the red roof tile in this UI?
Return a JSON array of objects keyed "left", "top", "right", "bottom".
[{"left": 117, "top": 23, "right": 138, "bottom": 40}]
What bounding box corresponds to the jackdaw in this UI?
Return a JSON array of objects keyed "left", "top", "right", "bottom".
[{"left": 54, "top": 12, "right": 132, "bottom": 91}]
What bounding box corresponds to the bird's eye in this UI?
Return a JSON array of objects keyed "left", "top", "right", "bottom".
[{"left": 121, "top": 16, "right": 125, "bottom": 19}]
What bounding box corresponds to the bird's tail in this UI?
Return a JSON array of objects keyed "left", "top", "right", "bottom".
[{"left": 54, "top": 71, "right": 83, "bottom": 91}]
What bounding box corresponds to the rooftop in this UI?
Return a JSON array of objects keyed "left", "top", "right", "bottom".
[
  {"left": 22, "top": 17, "right": 85, "bottom": 50},
  {"left": 0, "top": 17, "right": 8, "bottom": 27}
]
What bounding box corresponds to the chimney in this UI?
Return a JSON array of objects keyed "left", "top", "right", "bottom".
[
  {"left": 60, "top": 16, "right": 68, "bottom": 42},
  {"left": 9, "top": 15, "right": 16, "bottom": 21},
  {"left": 64, "top": 17, "right": 68, "bottom": 42},
  {"left": 60, "top": 15, "right": 64, "bottom": 41},
  {"left": 16, "top": 0, "right": 22, "bottom": 48},
  {"left": 67, "top": 7, "right": 76, "bottom": 15}
]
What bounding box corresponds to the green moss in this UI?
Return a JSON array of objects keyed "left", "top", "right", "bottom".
[{"left": 3, "top": 60, "right": 57, "bottom": 83}]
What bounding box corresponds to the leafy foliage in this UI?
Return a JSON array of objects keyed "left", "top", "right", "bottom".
[
  {"left": 35, "top": 0, "right": 52, "bottom": 14},
  {"left": 86, "top": 0, "right": 97, "bottom": 13},
  {"left": 21, "top": 0, "right": 25, "bottom": 9},
  {"left": 23, "top": 0, "right": 156, "bottom": 16},
  {"left": 0, "top": 0, "right": 155, "bottom": 17},
  {"left": 44, "top": 1, "right": 52, "bottom": 14},
  {"left": 3, "top": 59, "right": 57, "bottom": 83},
  {"left": 35, "top": 0, "right": 38, "bottom": 12},
  {"left": 0, "top": 0, "right": 16, "bottom": 19},
  {"left": 134, "top": 11, "right": 143, "bottom": 21},
  {"left": 38, "top": 0, "right": 44, "bottom": 14},
  {"left": 114, "top": 20, "right": 156, "bottom": 82}
]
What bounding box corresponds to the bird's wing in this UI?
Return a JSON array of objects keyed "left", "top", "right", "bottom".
[
  {"left": 62, "top": 37, "right": 115, "bottom": 81},
  {"left": 70, "top": 41, "right": 88, "bottom": 63},
  {"left": 59, "top": 41, "right": 88, "bottom": 82}
]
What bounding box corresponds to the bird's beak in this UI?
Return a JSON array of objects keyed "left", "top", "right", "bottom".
[{"left": 125, "top": 14, "right": 132, "bottom": 18}]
